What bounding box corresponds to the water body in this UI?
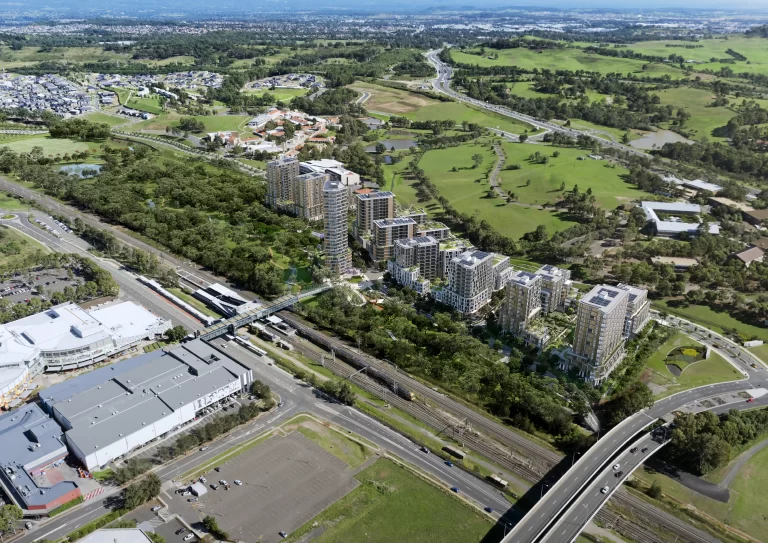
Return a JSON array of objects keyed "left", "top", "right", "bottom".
[
  {"left": 58, "top": 163, "right": 102, "bottom": 178},
  {"left": 365, "top": 139, "right": 416, "bottom": 153},
  {"left": 629, "top": 130, "right": 693, "bottom": 150}
]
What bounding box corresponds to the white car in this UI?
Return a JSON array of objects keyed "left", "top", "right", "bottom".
[
  {"left": 219, "top": 480, "right": 227, "bottom": 485},
  {"left": 183, "top": 534, "right": 195, "bottom": 541},
  {"left": 601, "top": 486, "right": 609, "bottom": 494},
  {"left": 181, "top": 491, "right": 191, "bottom": 496},
  {"left": 199, "top": 477, "right": 207, "bottom": 483},
  {"left": 612, "top": 464, "right": 621, "bottom": 471},
  {"left": 151, "top": 505, "right": 162, "bottom": 512},
  {"left": 25, "top": 522, "right": 33, "bottom": 530},
  {"left": 234, "top": 480, "right": 242, "bottom": 486}
]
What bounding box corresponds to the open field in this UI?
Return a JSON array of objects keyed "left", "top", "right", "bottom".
[
  {"left": 642, "top": 332, "right": 741, "bottom": 397},
  {"left": 655, "top": 87, "right": 735, "bottom": 142},
  {"left": 404, "top": 101, "right": 533, "bottom": 133},
  {"left": 0, "top": 45, "right": 127, "bottom": 69},
  {"left": 497, "top": 142, "right": 648, "bottom": 208},
  {"left": 451, "top": 48, "right": 687, "bottom": 78},
  {"left": 0, "top": 134, "right": 102, "bottom": 156},
  {"left": 133, "top": 113, "right": 251, "bottom": 133},
  {"left": 405, "top": 142, "right": 577, "bottom": 240},
  {"left": 285, "top": 458, "right": 493, "bottom": 543},
  {"left": 348, "top": 81, "right": 440, "bottom": 114},
  {"left": 82, "top": 112, "right": 127, "bottom": 127},
  {"left": 653, "top": 299, "right": 768, "bottom": 343},
  {"left": 748, "top": 344, "right": 768, "bottom": 365},
  {"left": 0, "top": 193, "right": 30, "bottom": 212},
  {"left": 243, "top": 87, "right": 309, "bottom": 102},
  {"left": 294, "top": 419, "right": 373, "bottom": 467}
]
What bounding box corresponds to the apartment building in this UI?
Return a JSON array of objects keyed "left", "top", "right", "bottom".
[
  {"left": 617, "top": 283, "right": 651, "bottom": 337},
  {"left": 386, "top": 236, "right": 439, "bottom": 294},
  {"left": 416, "top": 221, "right": 451, "bottom": 241},
  {"left": 535, "top": 265, "right": 572, "bottom": 314},
  {"left": 293, "top": 171, "right": 328, "bottom": 221},
  {"left": 437, "top": 250, "right": 495, "bottom": 315},
  {"left": 266, "top": 156, "right": 300, "bottom": 213},
  {"left": 493, "top": 254, "right": 515, "bottom": 291},
  {"left": 437, "top": 239, "right": 472, "bottom": 279},
  {"left": 323, "top": 180, "right": 352, "bottom": 275},
  {"left": 570, "top": 285, "right": 630, "bottom": 384},
  {"left": 500, "top": 271, "right": 542, "bottom": 335},
  {"left": 355, "top": 191, "right": 395, "bottom": 239},
  {"left": 370, "top": 217, "right": 417, "bottom": 262}
]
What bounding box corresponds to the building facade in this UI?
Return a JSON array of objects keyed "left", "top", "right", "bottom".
[
  {"left": 500, "top": 271, "right": 542, "bottom": 335},
  {"left": 617, "top": 283, "right": 651, "bottom": 338},
  {"left": 370, "top": 217, "right": 417, "bottom": 262},
  {"left": 386, "top": 236, "right": 439, "bottom": 294},
  {"left": 293, "top": 171, "right": 328, "bottom": 221},
  {"left": 323, "top": 180, "right": 352, "bottom": 275},
  {"left": 437, "top": 250, "right": 495, "bottom": 315},
  {"left": 569, "top": 285, "right": 630, "bottom": 384},
  {"left": 355, "top": 191, "right": 395, "bottom": 239},
  {"left": 265, "top": 157, "right": 300, "bottom": 213},
  {"left": 535, "top": 265, "right": 572, "bottom": 314}
]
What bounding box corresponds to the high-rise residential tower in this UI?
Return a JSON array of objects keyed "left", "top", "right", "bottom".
[
  {"left": 323, "top": 180, "right": 352, "bottom": 275},
  {"left": 266, "top": 156, "right": 300, "bottom": 213}
]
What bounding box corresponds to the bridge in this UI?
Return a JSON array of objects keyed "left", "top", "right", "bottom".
[{"left": 197, "top": 284, "right": 331, "bottom": 341}]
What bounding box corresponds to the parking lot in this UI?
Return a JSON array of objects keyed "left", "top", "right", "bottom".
[
  {"left": 167, "top": 431, "right": 360, "bottom": 543},
  {"left": 125, "top": 501, "right": 195, "bottom": 543},
  {"left": 0, "top": 268, "right": 84, "bottom": 305}
]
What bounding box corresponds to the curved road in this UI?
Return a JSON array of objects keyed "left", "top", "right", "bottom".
[{"left": 424, "top": 49, "right": 647, "bottom": 158}]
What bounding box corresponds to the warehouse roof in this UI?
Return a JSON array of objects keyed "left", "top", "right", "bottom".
[
  {"left": 79, "top": 529, "right": 154, "bottom": 543},
  {"left": 45, "top": 340, "right": 251, "bottom": 455}
]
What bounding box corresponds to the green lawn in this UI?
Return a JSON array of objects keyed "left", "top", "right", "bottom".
[
  {"left": 82, "top": 112, "right": 127, "bottom": 127},
  {"left": 243, "top": 87, "right": 309, "bottom": 102},
  {"left": 655, "top": 87, "right": 735, "bottom": 142},
  {"left": 0, "top": 193, "right": 29, "bottom": 212},
  {"left": 285, "top": 458, "right": 493, "bottom": 543},
  {"left": 0, "top": 134, "right": 102, "bottom": 156},
  {"left": 498, "top": 142, "right": 648, "bottom": 208},
  {"left": 133, "top": 113, "right": 251, "bottom": 134},
  {"left": 654, "top": 299, "right": 768, "bottom": 343},
  {"left": 404, "top": 101, "right": 534, "bottom": 133},
  {"left": 642, "top": 332, "right": 742, "bottom": 398},
  {"left": 166, "top": 287, "right": 220, "bottom": 318},
  {"left": 451, "top": 48, "right": 687, "bottom": 79},
  {"left": 748, "top": 344, "right": 768, "bottom": 365}
]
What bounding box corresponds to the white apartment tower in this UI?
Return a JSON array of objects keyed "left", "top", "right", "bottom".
[
  {"left": 617, "top": 283, "right": 651, "bottom": 337},
  {"left": 441, "top": 250, "right": 495, "bottom": 315},
  {"left": 500, "top": 271, "right": 542, "bottom": 335},
  {"left": 535, "top": 264, "right": 572, "bottom": 314},
  {"left": 323, "top": 180, "right": 352, "bottom": 275},
  {"left": 570, "top": 285, "right": 630, "bottom": 384},
  {"left": 266, "top": 157, "right": 300, "bottom": 213}
]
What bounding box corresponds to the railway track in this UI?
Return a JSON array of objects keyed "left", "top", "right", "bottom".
[{"left": 276, "top": 315, "right": 718, "bottom": 543}]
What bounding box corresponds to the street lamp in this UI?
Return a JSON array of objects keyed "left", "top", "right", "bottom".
[
  {"left": 571, "top": 451, "right": 581, "bottom": 467},
  {"left": 540, "top": 483, "right": 549, "bottom": 498}
]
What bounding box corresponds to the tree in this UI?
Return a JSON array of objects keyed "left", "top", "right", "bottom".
[
  {"left": 552, "top": 151, "right": 560, "bottom": 158},
  {"left": 165, "top": 325, "right": 188, "bottom": 343},
  {"left": 374, "top": 142, "right": 386, "bottom": 154},
  {"left": 0, "top": 505, "right": 22, "bottom": 534},
  {"left": 203, "top": 515, "right": 230, "bottom": 541},
  {"left": 251, "top": 380, "right": 271, "bottom": 399},
  {"left": 647, "top": 481, "right": 662, "bottom": 499},
  {"left": 621, "top": 131, "right": 631, "bottom": 145},
  {"left": 471, "top": 154, "right": 484, "bottom": 169},
  {"left": 519, "top": 134, "right": 528, "bottom": 143},
  {"left": 559, "top": 181, "right": 566, "bottom": 191}
]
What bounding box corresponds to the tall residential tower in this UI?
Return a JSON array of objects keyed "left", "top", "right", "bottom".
[{"left": 323, "top": 180, "right": 352, "bottom": 275}]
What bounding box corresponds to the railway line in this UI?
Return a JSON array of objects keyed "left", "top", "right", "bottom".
[{"left": 275, "top": 314, "right": 718, "bottom": 543}]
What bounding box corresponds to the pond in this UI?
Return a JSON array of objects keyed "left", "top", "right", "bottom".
[
  {"left": 58, "top": 163, "right": 102, "bottom": 178},
  {"left": 365, "top": 139, "right": 416, "bottom": 153},
  {"left": 629, "top": 130, "right": 693, "bottom": 150}
]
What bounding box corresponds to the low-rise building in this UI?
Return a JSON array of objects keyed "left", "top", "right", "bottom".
[
  {"left": 731, "top": 246, "right": 765, "bottom": 267},
  {"left": 41, "top": 339, "right": 253, "bottom": 470},
  {"left": 641, "top": 201, "right": 719, "bottom": 237}
]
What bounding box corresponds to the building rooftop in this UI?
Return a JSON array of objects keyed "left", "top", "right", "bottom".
[
  {"left": 0, "top": 403, "right": 75, "bottom": 510},
  {"left": 510, "top": 270, "right": 540, "bottom": 287},
  {"left": 684, "top": 179, "right": 723, "bottom": 193},
  {"left": 733, "top": 246, "right": 765, "bottom": 264},
  {"left": 79, "top": 529, "right": 154, "bottom": 543},
  {"left": 357, "top": 191, "right": 394, "bottom": 201},
  {"left": 581, "top": 285, "right": 629, "bottom": 313},
  {"left": 268, "top": 156, "right": 298, "bottom": 166},
  {"left": 454, "top": 250, "right": 492, "bottom": 268},
  {"left": 396, "top": 236, "right": 438, "bottom": 249},
  {"left": 43, "top": 340, "right": 250, "bottom": 456},
  {"left": 373, "top": 217, "right": 417, "bottom": 228},
  {"left": 709, "top": 197, "right": 754, "bottom": 213}
]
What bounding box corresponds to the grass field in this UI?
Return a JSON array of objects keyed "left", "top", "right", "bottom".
[
  {"left": 451, "top": 48, "right": 687, "bottom": 78},
  {"left": 0, "top": 193, "right": 29, "bottom": 212},
  {"left": 404, "top": 101, "right": 533, "bottom": 133},
  {"left": 285, "top": 458, "right": 493, "bottom": 543},
  {"left": 243, "top": 87, "right": 309, "bottom": 102},
  {"left": 654, "top": 299, "right": 768, "bottom": 343},
  {"left": 82, "top": 112, "right": 127, "bottom": 127},
  {"left": 655, "top": 87, "right": 735, "bottom": 142},
  {"left": 349, "top": 81, "right": 440, "bottom": 114},
  {"left": 0, "top": 225, "right": 50, "bottom": 266},
  {"left": 748, "top": 344, "right": 768, "bottom": 365},
  {"left": 0, "top": 134, "right": 102, "bottom": 156},
  {"left": 497, "top": 142, "right": 647, "bottom": 208},
  {"left": 642, "top": 332, "right": 742, "bottom": 397},
  {"left": 133, "top": 113, "right": 251, "bottom": 134},
  {"left": 398, "top": 142, "right": 577, "bottom": 240}
]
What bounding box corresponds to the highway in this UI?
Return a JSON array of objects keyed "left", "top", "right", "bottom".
[
  {"left": 504, "top": 310, "right": 768, "bottom": 543},
  {"left": 424, "top": 48, "right": 647, "bottom": 158},
  {"left": 0, "top": 210, "right": 203, "bottom": 331},
  {"left": 18, "top": 336, "right": 512, "bottom": 543}
]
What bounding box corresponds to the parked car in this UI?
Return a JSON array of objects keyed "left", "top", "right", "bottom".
[
  {"left": 199, "top": 477, "right": 207, "bottom": 483},
  {"left": 175, "top": 529, "right": 186, "bottom": 535},
  {"left": 219, "top": 480, "right": 227, "bottom": 485},
  {"left": 181, "top": 491, "right": 191, "bottom": 496},
  {"left": 210, "top": 484, "right": 218, "bottom": 490},
  {"left": 214, "top": 467, "right": 221, "bottom": 472},
  {"left": 187, "top": 498, "right": 198, "bottom": 503},
  {"left": 151, "top": 505, "right": 162, "bottom": 512},
  {"left": 25, "top": 522, "right": 33, "bottom": 530},
  {"left": 234, "top": 480, "right": 243, "bottom": 486},
  {"left": 183, "top": 534, "right": 195, "bottom": 541},
  {"left": 278, "top": 532, "right": 288, "bottom": 539}
]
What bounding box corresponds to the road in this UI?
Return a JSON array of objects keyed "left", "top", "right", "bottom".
[
  {"left": 0, "top": 210, "right": 202, "bottom": 331},
  {"left": 18, "top": 336, "right": 511, "bottom": 543},
  {"left": 424, "top": 49, "right": 647, "bottom": 158},
  {"left": 504, "top": 312, "right": 768, "bottom": 543}
]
